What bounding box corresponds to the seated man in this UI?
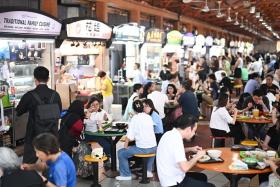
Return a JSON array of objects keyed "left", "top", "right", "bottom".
[
  {"left": 260, "top": 74, "right": 279, "bottom": 96},
  {"left": 242, "top": 89, "right": 270, "bottom": 139},
  {"left": 156, "top": 114, "right": 214, "bottom": 187}
]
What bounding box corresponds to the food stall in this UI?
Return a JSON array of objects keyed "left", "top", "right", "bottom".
[
  {"left": 162, "top": 30, "right": 183, "bottom": 73},
  {"left": 110, "top": 23, "right": 144, "bottom": 106},
  {"left": 56, "top": 17, "right": 112, "bottom": 108},
  {"left": 140, "top": 28, "right": 165, "bottom": 79},
  {"left": 0, "top": 7, "right": 62, "bottom": 146},
  {"left": 111, "top": 22, "right": 145, "bottom": 81}
]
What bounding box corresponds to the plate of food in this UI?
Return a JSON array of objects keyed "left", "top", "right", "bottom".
[
  {"left": 199, "top": 155, "right": 211, "bottom": 162},
  {"left": 237, "top": 115, "right": 251, "bottom": 120},
  {"left": 240, "top": 150, "right": 267, "bottom": 161}
]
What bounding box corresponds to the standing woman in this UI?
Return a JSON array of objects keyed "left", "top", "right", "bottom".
[
  {"left": 98, "top": 71, "right": 113, "bottom": 114},
  {"left": 143, "top": 99, "right": 164, "bottom": 143},
  {"left": 233, "top": 52, "right": 244, "bottom": 85},
  {"left": 59, "top": 100, "right": 85, "bottom": 157}
]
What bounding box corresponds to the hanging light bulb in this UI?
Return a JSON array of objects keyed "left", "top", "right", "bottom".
[
  {"left": 226, "top": 7, "right": 232, "bottom": 22},
  {"left": 234, "top": 12, "right": 239, "bottom": 25},
  {"left": 256, "top": 12, "right": 260, "bottom": 18},
  {"left": 259, "top": 16, "right": 263, "bottom": 22},
  {"left": 240, "top": 16, "right": 244, "bottom": 28},
  {"left": 250, "top": 6, "right": 255, "bottom": 14}
]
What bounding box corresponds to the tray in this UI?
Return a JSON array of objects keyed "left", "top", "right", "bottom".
[
  {"left": 198, "top": 157, "right": 224, "bottom": 164},
  {"left": 231, "top": 145, "right": 255, "bottom": 151}
]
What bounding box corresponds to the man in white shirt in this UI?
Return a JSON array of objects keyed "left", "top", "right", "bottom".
[
  {"left": 148, "top": 83, "right": 169, "bottom": 119},
  {"left": 157, "top": 114, "right": 214, "bottom": 187},
  {"left": 133, "top": 63, "right": 146, "bottom": 85}
]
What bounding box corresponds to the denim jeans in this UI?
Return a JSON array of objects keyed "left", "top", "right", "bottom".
[{"left": 118, "top": 145, "right": 157, "bottom": 176}]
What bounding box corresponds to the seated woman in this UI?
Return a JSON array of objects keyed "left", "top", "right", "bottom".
[
  {"left": 143, "top": 99, "right": 164, "bottom": 143},
  {"left": 22, "top": 133, "right": 76, "bottom": 187},
  {"left": 84, "top": 97, "right": 112, "bottom": 156},
  {"left": 116, "top": 100, "right": 157, "bottom": 181},
  {"left": 0, "top": 147, "right": 43, "bottom": 187},
  {"left": 261, "top": 107, "right": 280, "bottom": 151},
  {"left": 59, "top": 100, "right": 84, "bottom": 157},
  {"left": 209, "top": 93, "right": 244, "bottom": 147},
  {"left": 166, "top": 83, "right": 177, "bottom": 101}
]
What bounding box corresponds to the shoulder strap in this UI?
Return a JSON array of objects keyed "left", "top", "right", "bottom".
[
  {"left": 31, "top": 92, "right": 43, "bottom": 105},
  {"left": 49, "top": 91, "right": 56, "bottom": 104}
]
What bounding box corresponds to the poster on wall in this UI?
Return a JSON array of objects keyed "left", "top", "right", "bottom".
[
  {"left": 67, "top": 20, "right": 112, "bottom": 40},
  {"left": 0, "top": 10, "right": 61, "bottom": 36}
]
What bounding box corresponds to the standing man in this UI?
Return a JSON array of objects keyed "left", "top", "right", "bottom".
[
  {"left": 178, "top": 80, "right": 200, "bottom": 120},
  {"left": 16, "top": 66, "right": 62, "bottom": 164},
  {"left": 132, "top": 63, "right": 146, "bottom": 85}
]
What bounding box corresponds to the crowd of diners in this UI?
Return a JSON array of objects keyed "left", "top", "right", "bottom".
[{"left": 0, "top": 52, "right": 279, "bottom": 187}]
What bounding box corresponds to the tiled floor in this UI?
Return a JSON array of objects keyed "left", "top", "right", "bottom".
[{"left": 76, "top": 170, "right": 260, "bottom": 187}]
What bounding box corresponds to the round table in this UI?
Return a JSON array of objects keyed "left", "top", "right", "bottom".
[
  {"left": 196, "top": 148, "right": 272, "bottom": 187},
  {"left": 84, "top": 131, "right": 126, "bottom": 177},
  {"left": 236, "top": 117, "right": 272, "bottom": 124}
]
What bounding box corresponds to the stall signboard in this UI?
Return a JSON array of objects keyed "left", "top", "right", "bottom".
[
  {"left": 195, "top": 34, "right": 205, "bottom": 46},
  {"left": 67, "top": 20, "right": 112, "bottom": 40},
  {"left": 167, "top": 30, "right": 182, "bottom": 45},
  {"left": 183, "top": 32, "right": 195, "bottom": 47},
  {"left": 113, "top": 23, "right": 145, "bottom": 42},
  {"left": 145, "top": 28, "right": 165, "bottom": 43},
  {"left": 0, "top": 11, "right": 61, "bottom": 36}
]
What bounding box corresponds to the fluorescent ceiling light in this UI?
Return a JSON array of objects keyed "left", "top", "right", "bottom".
[{"left": 250, "top": 6, "right": 255, "bottom": 14}]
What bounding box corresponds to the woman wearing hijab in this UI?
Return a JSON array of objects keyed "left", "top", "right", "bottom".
[{"left": 58, "top": 100, "right": 85, "bottom": 157}]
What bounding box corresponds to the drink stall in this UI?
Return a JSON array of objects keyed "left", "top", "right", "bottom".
[
  {"left": 57, "top": 17, "right": 112, "bottom": 108},
  {"left": 0, "top": 7, "right": 62, "bottom": 146},
  {"left": 140, "top": 28, "right": 165, "bottom": 80}
]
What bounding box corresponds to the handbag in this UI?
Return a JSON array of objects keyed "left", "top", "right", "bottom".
[{"left": 269, "top": 173, "right": 280, "bottom": 187}]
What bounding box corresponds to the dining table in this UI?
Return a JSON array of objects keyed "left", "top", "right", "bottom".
[
  {"left": 196, "top": 147, "right": 272, "bottom": 187},
  {"left": 84, "top": 130, "right": 126, "bottom": 177},
  {"left": 236, "top": 116, "right": 272, "bottom": 124}
]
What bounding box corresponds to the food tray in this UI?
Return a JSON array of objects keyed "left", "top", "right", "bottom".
[
  {"left": 198, "top": 157, "right": 224, "bottom": 164},
  {"left": 231, "top": 145, "right": 255, "bottom": 151}
]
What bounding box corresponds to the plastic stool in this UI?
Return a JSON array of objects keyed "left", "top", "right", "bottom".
[{"left": 134, "top": 153, "right": 156, "bottom": 184}]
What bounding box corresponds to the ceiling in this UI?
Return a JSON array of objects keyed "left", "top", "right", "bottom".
[{"left": 134, "top": 0, "right": 280, "bottom": 40}]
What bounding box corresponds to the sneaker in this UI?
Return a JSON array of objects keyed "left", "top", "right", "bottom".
[
  {"left": 147, "top": 171, "right": 153, "bottom": 178},
  {"left": 115, "top": 176, "right": 132, "bottom": 181}
]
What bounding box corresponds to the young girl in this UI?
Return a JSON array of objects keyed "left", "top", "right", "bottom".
[
  {"left": 116, "top": 100, "right": 157, "bottom": 181},
  {"left": 166, "top": 84, "right": 177, "bottom": 101},
  {"left": 84, "top": 97, "right": 111, "bottom": 156},
  {"left": 143, "top": 99, "right": 164, "bottom": 143}
]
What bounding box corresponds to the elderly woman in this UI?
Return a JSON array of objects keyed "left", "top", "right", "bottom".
[{"left": 0, "top": 147, "right": 43, "bottom": 187}]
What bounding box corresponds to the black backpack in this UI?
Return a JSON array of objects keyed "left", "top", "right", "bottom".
[{"left": 31, "top": 91, "right": 60, "bottom": 136}]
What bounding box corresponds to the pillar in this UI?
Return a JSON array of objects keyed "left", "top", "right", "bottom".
[
  {"left": 130, "top": 9, "right": 140, "bottom": 23},
  {"left": 40, "top": 0, "right": 57, "bottom": 17},
  {"left": 155, "top": 16, "right": 163, "bottom": 29},
  {"left": 96, "top": 1, "right": 108, "bottom": 23}
]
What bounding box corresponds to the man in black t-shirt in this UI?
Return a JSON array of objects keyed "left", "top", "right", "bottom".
[
  {"left": 242, "top": 89, "right": 270, "bottom": 139},
  {"left": 259, "top": 74, "right": 279, "bottom": 95}
]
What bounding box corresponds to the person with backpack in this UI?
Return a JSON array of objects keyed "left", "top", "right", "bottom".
[
  {"left": 16, "top": 66, "right": 62, "bottom": 164},
  {"left": 58, "top": 100, "right": 85, "bottom": 157}
]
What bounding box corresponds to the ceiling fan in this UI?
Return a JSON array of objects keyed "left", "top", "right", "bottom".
[{"left": 182, "top": 0, "right": 204, "bottom": 3}]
